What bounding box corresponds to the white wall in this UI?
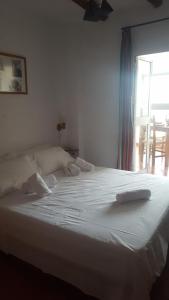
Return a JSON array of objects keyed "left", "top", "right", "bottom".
[
  {"left": 0, "top": 5, "right": 61, "bottom": 155},
  {"left": 0, "top": 5, "right": 83, "bottom": 155},
  {"left": 77, "top": 24, "right": 121, "bottom": 167},
  {"left": 1, "top": 1, "right": 169, "bottom": 167},
  {"left": 65, "top": 4, "right": 169, "bottom": 167},
  {"left": 52, "top": 22, "right": 121, "bottom": 167},
  {"left": 132, "top": 21, "right": 169, "bottom": 57},
  {"left": 51, "top": 26, "right": 81, "bottom": 149}
]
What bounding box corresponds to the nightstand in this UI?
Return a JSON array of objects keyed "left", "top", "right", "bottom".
[{"left": 64, "top": 147, "right": 79, "bottom": 159}]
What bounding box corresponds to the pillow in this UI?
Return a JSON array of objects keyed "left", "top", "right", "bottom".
[
  {"left": 0, "top": 144, "right": 52, "bottom": 162},
  {"left": 22, "top": 173, "right": 52, "bottom": 197},
  {"left": 22, "top": 144, "right": 52, "bottom": 160},
  {"left": 0, "top": 155, "right": 37, "bottom": 197},
  {"left": 0, "top": 144, "right": 52, "bottom": 175},
  {"left": 35, "top": 147, "right": 74, "bottom": 175}
]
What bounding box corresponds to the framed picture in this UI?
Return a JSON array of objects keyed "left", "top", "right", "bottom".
[{"left": 0, "top": 52, "right": 28, "bottom": 94}]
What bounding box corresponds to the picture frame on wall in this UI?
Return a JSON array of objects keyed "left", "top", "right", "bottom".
[{"left": 0, "top": 52, "right": 28, "bottom": 94}]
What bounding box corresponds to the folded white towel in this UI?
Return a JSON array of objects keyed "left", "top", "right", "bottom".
[
  {"left": 42, "top": 174, "right": 58, "bottom": 189},
  {"left": 22, "top": 173, "right": 52, "bottom": 197},
  {"left": 116, "top": 189, "right": 151, "bottom": 203},
  {"left": 64, "top": 163, "right": 81, "bottom": 177},
  {"left": 75, "top": 157, "right": 94, "bottom": 172}
]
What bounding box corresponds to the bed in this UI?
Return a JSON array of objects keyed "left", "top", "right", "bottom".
[{"left": 0, "top": 167, "right": 169, "bottom": 300}]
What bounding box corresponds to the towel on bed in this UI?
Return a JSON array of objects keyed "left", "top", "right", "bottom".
[
  {"left": 43, "top": 174, "right": 58, "bottom": 189},
  {"left": 116, "top": 189, "right": 151, "bottom": 203},
  {"left": 64, "top": 163, "right": 81, "bottom": 177},
  {"left": 75, "top": 157, "right": 94, "bottom": 172},
  {"left": 22, "top": 173, "right": 52, "bottom": 197}
]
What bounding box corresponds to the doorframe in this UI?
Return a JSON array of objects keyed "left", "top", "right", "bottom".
[{"left": 133, "top": 56, "right": 153, "bottom": 172}]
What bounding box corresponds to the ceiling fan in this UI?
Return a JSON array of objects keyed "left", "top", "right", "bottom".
[
  {"left": 147, "top": 0, "right": 163, "bottom": 7},
  {"left": 72, "top": 0, "right": 114, "bottom": 22},
  {"left": 72, "top": 0, "right": 163, "bottom": 22}
]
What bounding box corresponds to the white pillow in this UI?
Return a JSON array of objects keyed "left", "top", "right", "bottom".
[
  {"left": 0, "top": 144, "right": 52, "bottom": 162},
  {"left": 22, "top": 173, "right": 52, "bottom": 197},
  {"left": 35, "top": 147, "right": 74, "bottom": 175},
  {"left": 0, "top": 144, "right": 52, "bottom": 175},
  {"left": 0, "top": 155, "right": 37, "bottom": 197}
]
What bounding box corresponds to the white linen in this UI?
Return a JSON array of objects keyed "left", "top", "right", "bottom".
[
  {"left": 35, "top": 147, "right": 74, "bottom": 175},
  {"left": 116, "top": 189, "right": 151, "bottom": 203},
  {"left": 0, "top": 155, "right": 37, "bottom": 197},
  {"left": 0, "top": 168, "right": 169, "bottom": 300},
  {"left": 64, "top": 163, "right": 81, "bottom": 176},
  {"left": 75, "top": 157, "right": 94, "bottom": 171},
  {"left": 42, "top": 174, "right": 58, "bottom": 189},
  {"left": 22, "top": 173, "right": 52, "bottom": 197}
]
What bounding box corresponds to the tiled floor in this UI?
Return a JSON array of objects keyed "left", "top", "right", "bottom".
[
  {"left": 0, "top": 251, "right": 95, "bottom": 300},
  {"left": 151, "top": 249, "right": 169, "bottom": 300},
  {"left": 0, "top": 251, "right": 169, "bottom": 300}
]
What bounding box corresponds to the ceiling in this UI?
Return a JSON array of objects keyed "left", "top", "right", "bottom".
[{"left": 2, "top": 0, "right": 166, "bottom": 22}]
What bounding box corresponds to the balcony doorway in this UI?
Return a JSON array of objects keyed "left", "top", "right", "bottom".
[{"left": 135, "top": 51, "right": 169, "bottom": 176}]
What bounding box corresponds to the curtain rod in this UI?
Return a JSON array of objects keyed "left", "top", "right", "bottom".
[{"left": 122, "top": 16, "right": 169, "bottom": 31}]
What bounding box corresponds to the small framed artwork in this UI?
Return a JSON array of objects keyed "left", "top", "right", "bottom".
[{"left": 0, "top": 52, "right": 28, "bottom": 94}]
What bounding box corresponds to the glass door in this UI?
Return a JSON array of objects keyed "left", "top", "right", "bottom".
[{"left": 135, "top": 57, "right": 152, "bottom": 172}]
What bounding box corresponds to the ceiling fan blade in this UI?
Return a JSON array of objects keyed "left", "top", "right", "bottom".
[
  {"left": 72, "top": 0, "right": 103, "bottom": 9},
  {"left": 72, "top": 0, "right": 89, "bottom": 10},
  {"left": 147, "top": 0, "right": 163, "bottom": 7},
  {"left": 72, "top": 0, "right": 114, "bottom": 22},
  {"left": 83, "top": 0, "right": 113, "bottom": 22}
]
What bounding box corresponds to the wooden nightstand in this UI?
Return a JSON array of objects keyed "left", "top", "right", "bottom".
[{"left": 64, "top": 147, "right": 79, "bottom": 159}]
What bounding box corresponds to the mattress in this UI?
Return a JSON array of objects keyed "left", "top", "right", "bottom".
[{"left": 0, "top": 167, "right": 169, "bottom": 300}]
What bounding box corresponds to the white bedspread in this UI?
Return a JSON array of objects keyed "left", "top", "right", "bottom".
[{"left": 0, "top": 168, "right": 169, "bottom": 300}]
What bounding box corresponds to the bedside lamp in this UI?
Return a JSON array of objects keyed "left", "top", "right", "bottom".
[
  {"left": 57, "top": 122, "right": 66, "bottom": 132},
  {"left": 56, "top": 122, "right": 66, "bottom": 146},
  {"left": 56, "top": 122, "right": 79, "bottom": 157}
]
